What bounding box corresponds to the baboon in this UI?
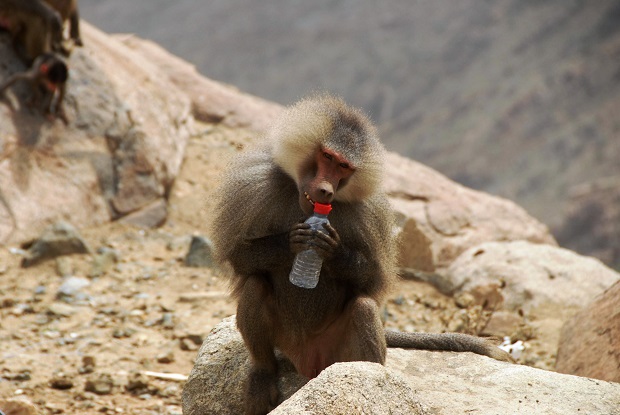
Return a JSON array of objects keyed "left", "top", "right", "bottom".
[
  {"left": 43, "top": 0, "right": 82, "bottom": 50},
  {"left": 0, "top": 0, "right": 63, "bottom": 62},
  {"left": 210, "top": 94, "right": 513, "bottom": 415},
  {"left": 0, "top": 51, "right": 68, "bottom": 122}
]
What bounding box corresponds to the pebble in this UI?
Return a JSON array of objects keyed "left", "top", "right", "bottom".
[
  {"left": 49, "top": 374, "right": 74, "bottom": 390},
  {"left": 112, "top": 327, "right": 136, "bottom": 338},
  {"left": 125, "top": 372, "right": 152, "bottom": 395},
  {"left": 79, "top": 356, "right": 96, "bottom": 374},
  {"left": 179, "top": 338, "right": 198, "bottom": 351},
  {"left": 57, "top": 276, "right": 91, "bottom": 300},
  {"left": 90, "top": 247, "right": 120, "bottom": 278},
  {"left": 161, "top": 312, "right": 175, "bottom": 329},
  {"left": 55, "top": 257, "right": 74, "bottom": 278},
  {"left": 21, "top": 221, "right": 90, "bottom": 268},
  {"left": 183, "top": 236, "right": 215, "bottom": 268},
  {"left": 454, "top": 292, "right": 475, "bottom": 308},
  {"left": 84, "top": 374, "right": 114, "bottom": 395},
  {"left": 47, "top": 303, "right": 76, "bottom": 317},
  {"left": 156, "top": 350, "right": 175, "bottom": 364}
]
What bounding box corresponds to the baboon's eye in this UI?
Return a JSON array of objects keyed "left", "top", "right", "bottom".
[
  {"left": 323, "top": 152, "right": 333, "bottom": 161},
  {"left": 339, "top": 162, "right": 350, "bottom": 169}
]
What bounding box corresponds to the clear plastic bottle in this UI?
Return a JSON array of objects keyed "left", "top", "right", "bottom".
[{"left": 289, "top": 202, "right": 332, "bottom": 289}]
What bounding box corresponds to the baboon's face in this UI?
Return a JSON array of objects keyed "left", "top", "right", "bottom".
[{"left": 297, "top": 146, "right": 355, "bottom": 215}]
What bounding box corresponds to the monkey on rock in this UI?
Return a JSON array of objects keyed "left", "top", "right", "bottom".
[{"left": 210, "top": 94, "right": 513, "bottom": 415}]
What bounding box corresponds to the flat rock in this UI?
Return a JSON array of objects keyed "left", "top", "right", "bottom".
[{"left": 21, "top": 221, "right": 90, "bottom": 268}]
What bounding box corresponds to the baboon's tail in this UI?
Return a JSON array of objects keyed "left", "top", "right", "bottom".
[{"left": 385, "top": 330, "right": 515, "bottom": 362}]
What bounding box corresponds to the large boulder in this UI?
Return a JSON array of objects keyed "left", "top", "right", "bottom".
[
  {"left": 270, "top": 362, "right": 427, "bottom": 415},
  {"left": 444, "top": 240, "right": 620, "bottom": 358},
  {"left": 183, "top": 317, "right": 620, "bottom": 415},
  {"left": 555, "top": 280, "right": 620, "bottom": 382},
  {"left": 385, "top": 153, "right": 557, "bottom": 271},
  {"left": 0, "top": 23, "right": 193, "bottom": 244},
  {"left": 182, "top": 316, "right": 307, "bottom": 415}
]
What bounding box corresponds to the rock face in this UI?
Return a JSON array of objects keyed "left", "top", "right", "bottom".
[
  {"left": 183, "top": 317, "right": 620, "bottom": 415},
  {"left": 445, "top": 240, "right": 620, "bottom": 352},
  {"left": 116, "top": 35, "right": 284, "bottom": 134},
  {"left": 385, "top": 153, "right": 557, "bottom": 271},
  {"left": 556, "top": 280, "right": 620, "bottom": 382},
  {"left": 0, "top": 22, "right": 193, "bottom": 245}
]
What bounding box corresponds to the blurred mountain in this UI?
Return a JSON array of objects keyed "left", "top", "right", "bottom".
[{"left": 79, "top": 0, "right": 620, "bottom": 268}]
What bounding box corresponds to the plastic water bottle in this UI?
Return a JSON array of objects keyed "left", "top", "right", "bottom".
[{"left": 289, "top": 202, "right": 332, "bottom": 289}]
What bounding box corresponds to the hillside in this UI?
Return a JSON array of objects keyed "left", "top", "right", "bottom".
[{"left": 80, "top": 0, "right": 620, "bottom": 268}]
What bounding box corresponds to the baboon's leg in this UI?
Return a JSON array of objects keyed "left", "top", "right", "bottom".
[
  {"left": 335, "top": 296, "right": 387, "bottom": 364},
  {"left": 236, "top": 276, "right": 279, "bottom": 415}
]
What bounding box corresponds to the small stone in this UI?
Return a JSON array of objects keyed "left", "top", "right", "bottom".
[
  {"left": 117, "top": 198, "right": 168, "bottom": 228},
  {"left": 50, "top": 374, "right": 74, "bottom": 390},
  {"left": 21, "top": 221, "right": 90, "bottom": 268},
  {"left": 90, "top": 247, "right": 120, "bottom": 278},
  {"left": 57, "top": 277, "right": 90, "bottom": 299},
  {"left": 55, "top": 257, "right": 73, "bottom": 277},
  {"left": 156, "top": 350, "right": 175, "bottom": 364},
  {"left": 185, "top": 334, "right": 203, "bottom": 346},
  {"left": 161, "top": 312, "right": 175, "bottom": 329},
  {"left": 112, "top": 327, "right": 136, "bottom": 339},
  {"left": 47, "top": 302, "right": 76, "bottom": 317},
  {"left": 85, "top": 373, "right": 114, "bottom": 395},
  {"left": 79, "top": 356, "right": 96, "bottom": 374},
  {"left": 183, "top": 236, "right": 215, "bottom": 268},
  {"left": 179, "top": 338, "right": 198, "bottom": 351},
  {"left": 454, "top": 292, "right": 475, "bottom": 308},
  {"left": 391, "top": 295, "right": 405, "bottom": 306},
  {"left": 126, "top": 372, "right": 150, "bottom": 395}
]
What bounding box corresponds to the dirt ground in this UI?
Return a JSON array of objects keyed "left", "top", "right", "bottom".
[{"left": 0, "top": 123, "right": 554, "bottom": 415}]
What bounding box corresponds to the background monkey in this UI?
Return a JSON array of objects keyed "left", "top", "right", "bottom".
[
  {"left": 210, "top": 94, "right": 513, "bottom": 415},
  {"left": 0, "top": 0, "right": 81, "bottom": 63},
  {"left": 43, "top": 0, "right": 83, "bottom": 51},
  {"left": 0, "top": 0, "right": 63, "bottom": 62},
  {"left": 0, "top": 52, "right": 68, "bottom": 122}
]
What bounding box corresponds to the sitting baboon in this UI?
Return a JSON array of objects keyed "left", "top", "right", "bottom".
[{"left": 210, "top": 94, "right": 513, "bottom": 415}]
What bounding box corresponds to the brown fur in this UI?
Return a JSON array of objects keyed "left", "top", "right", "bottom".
[
  {"left": 210, "top": 94, "right": 512, "bottom": 415},
  {"left": 0, "top": 0, "right": 81, "bottom": 63},
  {"left": 42, "top": 0, "right": 82, "bottom": 49},
  {"left": 0, "top": 0, "right": 63, "bottom": 62}
]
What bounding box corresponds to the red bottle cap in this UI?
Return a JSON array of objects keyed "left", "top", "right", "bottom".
[{"left": 314, "top": 202, "right": 332, "bottom": 215}]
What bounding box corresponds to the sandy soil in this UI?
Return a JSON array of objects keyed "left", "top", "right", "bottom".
[{"left": 0, "top": 123, "right": 553, "bottom": 415}]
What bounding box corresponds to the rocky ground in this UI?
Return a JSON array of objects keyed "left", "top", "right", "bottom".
[{"left": 0, "top": 123, "right": 555, "bottom": 415}]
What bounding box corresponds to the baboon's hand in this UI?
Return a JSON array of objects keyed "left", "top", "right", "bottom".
[{"left": 289, "top": 222, "right": 340, "bottom": 259}]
